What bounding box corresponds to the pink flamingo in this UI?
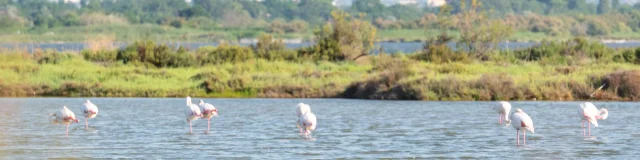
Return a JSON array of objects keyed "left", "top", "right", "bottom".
[
  {"left": 49, "top": 106, "right": 79, "bottom": 136},
  {"left": 185, "top": 97, "right": 202, "bottom": 133},
  {"left": 492, "top": 101, "right": 511, "bottom": 124},
  {"left": 80, "top": 100, "right": 99, "bottom": 129},
  {"left": 295, "top": 102, "right": 311, "bottom": 133},
  {"left": 510, "top": 108, "right": 534, "bottom": 145},
  {"left": 578, "top": 102, "right": 608, "bottom": 136},
  {"left": 198, "top": 100, "right": 218, "bottom": 133}
]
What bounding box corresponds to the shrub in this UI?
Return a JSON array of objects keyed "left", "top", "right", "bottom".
[
  {"left": 301, "top": 11, "right": 377, "bottom": 62},
  {"left": 513, "top": 37, "right": 613, "bottom": 64},
  {"left": 196, "top": 44, "right": 255, "bottom": 65},
  {"left": 82, "top": 50, "right": 117, "bottom": 63},
  {"left": 33, "top": 50, "right": 73, "bottom": 64},
  {"left": 252, "top": 34, "right": 297, "bottom": 61},
  {"left": 474, "top": 73, "right": 517, "bottom": 100},
  {"left": 590, "top": 70, "right": 640, "bottom": 100},
  {"left": 117, "top": 41, "right": 194, "bottom": 67},
  {"left": 412, "top": 34, "right": 469, "bottom": 63},
  {"left": 613, "top": 48, "right": 640, "bottom": 64}
]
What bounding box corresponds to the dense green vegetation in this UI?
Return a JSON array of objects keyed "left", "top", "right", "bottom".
[
  {"left": 1, "top": 1, "right": 640, "bottom": 101},
  {"left": 2, "top": 35, "right": 640, "bottom": 100},
  {"left": 1, "top": 0, "right": 640, "bottom": 42}
]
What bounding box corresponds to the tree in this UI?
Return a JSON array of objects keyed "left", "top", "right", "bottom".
[
  {"left": 297, "top": 0, "right": 334, "bottom": 25},
  {"left": 240, "top": 0, "right": 267, "bottom": 19},
  {"left": 388, "top": 4, "right": 422, "bottom": 20},
  {"left": 263, "top": 0, "right": 298, "bottom": 20},
  {"left": 597, "top": 0, "right": 611, "bottom": 15},
  {"left": 456, "top": 0, "right": 513, "bottom": 57},
  {"left": 350, "top": 0, "right": 387, "bottom": 21},
  {"left": 301, "top": 11, "right": 377, "bottom": 61}
]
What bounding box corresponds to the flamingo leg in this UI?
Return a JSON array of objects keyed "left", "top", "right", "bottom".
[
  {"left": 66, "top": 124, "right": 69, "bottom": 137},
  {"left": 85, "top": 118, "right": 88, "bottom": 129},
  {"left": 523, "top": 130, "right": 526, "bottom": 145},
  {"left": 207, "top": 118, "right": 211, "bottom": 133},
  {"left": 582, "top": 120, "right": 586, "bottom": 136},
  {"left": 189, "top": 121, "right": 193, "bottom": 133},
  {"left": 499, "top": 114, "right": 503, "bottom": 124},
  {"left": 516, "top": 129, "right": 520, "bottom": 146},
  {"left": 588, "top": 123, "right": 591, "bottom": 136}
]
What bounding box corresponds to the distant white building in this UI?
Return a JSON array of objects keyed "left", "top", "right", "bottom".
[
  {"left": 426, "top": 0, "right": 446, "bottom": 7},
  {"left": 396, "top": 0, "right": 418, "bottom": 5}
]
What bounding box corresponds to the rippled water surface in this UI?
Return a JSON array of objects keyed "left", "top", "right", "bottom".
[{"left": 0, "top": 98, "right": 638, "bottom": 159}]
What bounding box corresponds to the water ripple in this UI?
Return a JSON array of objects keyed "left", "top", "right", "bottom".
[{"left": 0, "top": 98, "right": 637, "bottom": 159}]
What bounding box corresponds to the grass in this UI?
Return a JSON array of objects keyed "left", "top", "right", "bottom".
[
  {"left": 1, "top": 48, "right": 639, "bottom": 100},
  {"left": 3, "top": 25, "right": 639, "bottom": 43}
]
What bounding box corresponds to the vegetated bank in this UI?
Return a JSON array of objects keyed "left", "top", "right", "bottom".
[{"left": 1, "top": 36, "right": 640, "bottom": 101}]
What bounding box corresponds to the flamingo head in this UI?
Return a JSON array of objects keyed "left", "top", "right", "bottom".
[
  {"left": 597, "top": 108, "right": 608, "bottom": 120},
  {"left": 211, "top": 109, "right": 219, "bottom": 116},
  {"left": 199, "top": 100, "right": 205, "bottom": 105}
]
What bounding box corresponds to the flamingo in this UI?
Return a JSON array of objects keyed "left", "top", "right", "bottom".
[
  {"left": 198, "top": 100, "right": 218, "bottom": 133},
  {"left": 510, "top": 108, "right": 534, "bottom": 145},
  {"left": 492, "top": 101, "right": 511, "bottom": 124},
  {"left": 80, "top": 100, "right": 99, "bottom": 129},
  {"left": 578, "top": 102, "right": 608, "bottom": 136},
  {"left": 49, "top": 106, "right": 79, "bottom": 136},
  {"left": 185, "top": 96, "right": 202, "bottom": 133},
  {"left": 299, "top": 112, "right": 317, "bottom": 138},
  {"left": 295, "top": 102, "right": 311, "bottom": 133}
]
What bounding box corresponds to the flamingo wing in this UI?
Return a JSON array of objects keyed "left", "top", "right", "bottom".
[
  {"left": 186, "top": 104, "right": 202, "bottom": 121},
  {"left": 82, "top": 101, "right": 99, "bottom": 117},
  {"left": 295, "top": 103, "right": 310, "bottom": 117},
  {"left": 300, "top": 112, "right": 317, "bottom": 131}
]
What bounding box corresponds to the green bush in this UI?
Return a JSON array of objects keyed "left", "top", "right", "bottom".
[
  {"left": 82, "top": 50, "right": 117, "bottom": 63},
  {"left": 613, "top": 48, "right": 640, "bottom": 64},
  {"left": 116, "top": 41, "right": 194, "bottom": 67},
  {"left": 252, "top": 34, "right": 298, "bottom": 61},
  {"left": 513, "top": 38, "right": 613, "bottom": 64},
  {"left": 33, "top": 50, "right": 73, "bottom": 64},
  {"left": 412, "top": 34, "right": 469, "bottom": 63},
  {"left": 196, "top": 44, "right": 255, "bottom": 65}
]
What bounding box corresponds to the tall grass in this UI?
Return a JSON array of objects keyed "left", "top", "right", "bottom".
[{"left": 1, "top": 38, "right": 639, "bottom": 100}]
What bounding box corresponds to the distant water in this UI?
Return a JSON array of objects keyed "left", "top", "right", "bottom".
[
  {"left": 0, "top": 98, "right": 638, "bottom": 159},
  {"left": 3, "top": 41, "right": 640, "bottom": 54}
]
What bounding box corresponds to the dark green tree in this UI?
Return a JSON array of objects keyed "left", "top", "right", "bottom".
[
  {"left": 350, "top": 0, "right": 387, "bottom": 20},
  {"left": 597, "top": 0, "right": 611, "bottom": 15}
]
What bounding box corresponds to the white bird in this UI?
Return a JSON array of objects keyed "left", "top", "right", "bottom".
[
  {"left": 80, "top": 100, "right": 99, "bottom": 129},
  {"left": 295, "top": 102, "right": 311, "bottom": 133},
  {"left": 49, "top": 106, "right": 79, "bottom": 136},
  {"left": 492, "top": 101, "right": 511, "bottom": 124},
  {"left": 199, "top": 100, "right": 218, "bottom": 133},
  {"left": 510, "top": 108, "right": 534, "bottom": 145},
  {"left": 299, "top": 112, "right": 317, "bottom": 138},
  {"left": 578, "top": 102, "right": 608, "bottom": 136},
  {"left": 185, "top": 96, "right": 202, "bottom": 133}
]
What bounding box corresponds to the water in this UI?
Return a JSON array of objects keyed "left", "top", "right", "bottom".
[
  {"left": 3, "top": 41, "right": 640, "bottom": 54},
  {"left": 0, "top": 98, "right": 638, "bottom": 159}
]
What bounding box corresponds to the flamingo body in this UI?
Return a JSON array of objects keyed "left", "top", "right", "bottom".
[
  {"left": 49, "top": 106, "right": 79, "bottom": 136},
  {"left": 299, "top": 112, "right": 317, "bottom": 136},
  {"left": 80, "top": 100, "right": 99, "bottom": 129},
  {"left": 295, "top": 102, "right": 311, "bottom": 133},
  {"left": 493, "top": 101, "right": 511, "bottom": 124}
]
